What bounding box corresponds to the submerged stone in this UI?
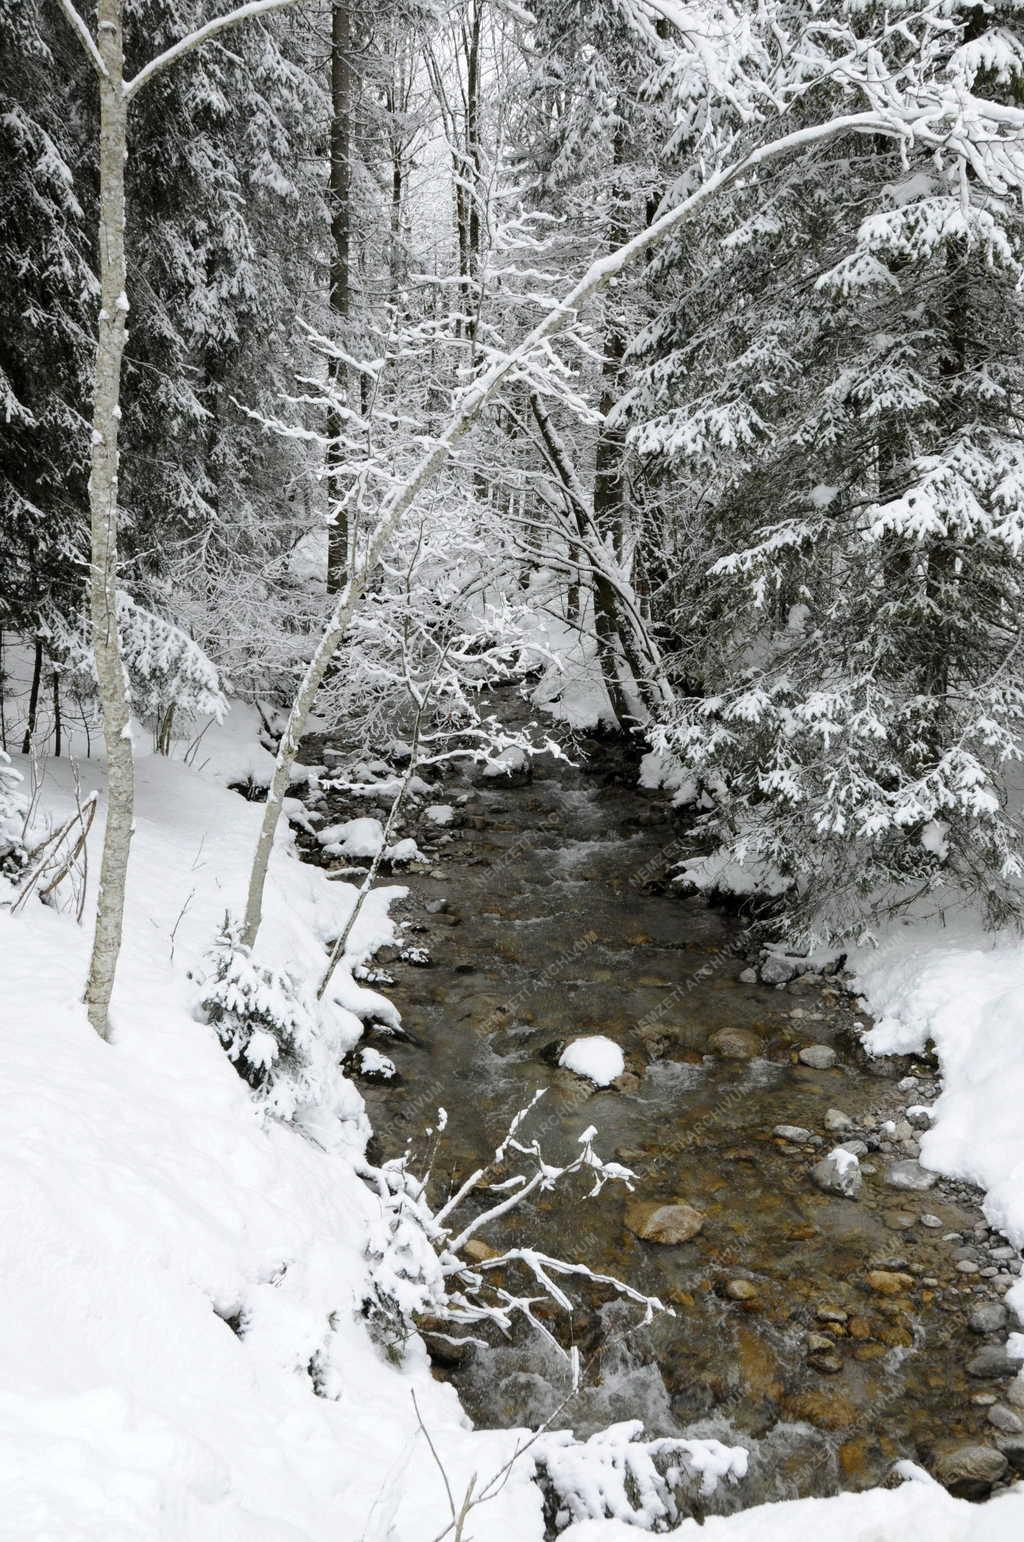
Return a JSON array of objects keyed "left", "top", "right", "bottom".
[{"left": 625, "top": 1200, "right": 705, "bottom": 1245}]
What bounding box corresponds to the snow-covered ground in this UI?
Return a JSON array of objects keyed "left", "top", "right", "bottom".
[
  {"left": 0, "top": 713, "right": 539, "bottom": 1541},
  {"left": 4, "top": 706, "right": 1024, "bottom": 1540}
]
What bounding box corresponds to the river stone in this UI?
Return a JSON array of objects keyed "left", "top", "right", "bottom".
[
  {"left": 708, "top": 1027, "right": 762, "bottom": 1061},
  {"left": 760, "top": 953, "right": 800, "bottom": 986},
  {"left": 774, "top": 1124, "right": 812, "bottom": 1143},
  {"left": 989, "top": 1404, "right": 1024, "bottom": 1434},
  {"left": 886, "top": 1159, "right": 937, "bottom": 1191},
  {"left": 799, "top": 1044, "right": 837, "bottom": 1069},
  {"left": 725, "top": 1278, "right": 759, "bottom": 1302},
  {"left": 868, "top": 1270, "right": 914, "bottom": 1295},
  {"left": 824, "top": 1108, "right": 854, "bottom": 1132},
  {"left": 739, "top": 967, "right": 758, "bottom": 985},
  {"left": 970, "top": 1302, "right": 1010, "bottom": 1334},
  {"left": 920, "top": 1214, "right": 944, "bottom": 1229},
  {"left": 1007, "top": 1377, "right": 1024, "bottom": 1409},
  {"left": 996, "top": 1435, "right": 1024, "bottom": 1475},
  {"left": 934, "top": 1443, "right": 1008, "bottom": 1497},
  {"left": 967, "top": 1345, "right": 1023, "bottom": 1379},
  {"left": 625, "top": 1200, "right": 704, "bottom": 1245},
  {"left": 811, "top": 1149, "right": 862, "bottom": 1199}
]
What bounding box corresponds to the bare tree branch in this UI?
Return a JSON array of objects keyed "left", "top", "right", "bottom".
[
  {"left": 53, "top": 0, "right": 108, "bottom": 78},
  {"left": 124, "top": 0, "right": 302, "bottom": 100}
]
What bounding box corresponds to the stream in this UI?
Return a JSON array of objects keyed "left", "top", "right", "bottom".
[{"left": 302, "top": 696, "right": 1024, "bottom": 1516}]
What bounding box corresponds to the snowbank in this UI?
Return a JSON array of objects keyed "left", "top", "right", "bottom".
[
  {"left": 560, "top": 1470, "right": 1024, "bottom": 1542},
  {"left": 0, "top": 722, "right": 541, "bottom": 1541},
  {"left": 851, "top": 915, "right": 1024, "bottom": 1332}
]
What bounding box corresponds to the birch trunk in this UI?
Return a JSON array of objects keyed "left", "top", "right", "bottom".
[
  {"left": 326, "top": 0, "right": 353, "bottom": 592},
  {"left": 83, "top": 0, "right": 135, "bottom": 1041}
]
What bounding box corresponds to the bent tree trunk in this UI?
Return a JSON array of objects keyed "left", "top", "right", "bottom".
[{"left": 84, "top": 2, "right": 135, "bottom": 1041}]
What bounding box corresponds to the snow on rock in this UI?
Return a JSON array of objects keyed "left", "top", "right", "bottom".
[
  {"left": 674, "top": 850, "right": 791, "bottom": 898},
  {"left": 482, "top": 745, "right": 531, "bottom": 778},
  {"left": 317, "top": 816, "right": 386, "bottom": 859},
  {"left": 358, "top": 1047, "right": 396, "bottom": 1080},
  {"left": 424, "top": 803, "right": 454, "bottom": 825},
  {"left": 559, "top": 1036, "right": 625, "bottom": 1087},
  {"left": 535, "top": 1422, "right": 746, "bottom": 1530},
  {"left": 811, "top": 1147, "right": 863, "bottom": 1200},
  {"left": 638, "top": 750, "right": 697, "bottom": 807},
  {"left": 385, "top": 836, "right": 424, "bottom": 864}
]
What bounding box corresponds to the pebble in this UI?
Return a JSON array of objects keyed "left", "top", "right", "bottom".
[
  {"left": 989, "top": 1405, "right": 1024, "bottom": 1434},
  {"left": 957, "top": 1261, "right": 981, "bottom": 1274},
  {"left": 774, "top": 1125, "right": 812, "bottom": 1143},
  {"left": 837, "top": 1139, "right": 868, "bottom": 1157},
  {"left": 625, "top": 1200, "right": 705, "bottom": 1245},
  {"left": 799, "top": 1044, "right": 837, "bottom": 1069},
  {"left": 919, "top": 1214, "right": 943, "bottom": 1229},
  {"left": 739, "top": 967, "right": 758, "bottom": 984},
  {"left": 1007, "top": 1378, "right": 1024, "bottom": 1410},
  {"left": 973, "top": 1393, "right": 998, "bottom": 1405},
  {"left": 886, "top": 1159, "right": 937, "bottom": 1191},
  {"left": 725, "top": 1278, "right": 759, "bottom": 1302},
  {"left": 806, "top": 1332, "right": 835, "bottom": 1353},
  {"left": 824, "top": 1108, "right": 854, "bottom": 1132},
  {"left": 816, "top": 1306, "right": 849, "bottom": 1324},
  {"left": 967, "top": 1345, "right": 1022, "bottom": 1379},
  {"left": 708, "top": 1027, "right": 763, "bottom": 1060},
  {"left": 884, "top": 1212, "right": 917, "bottom": 1231},
  {"left": 868, "top": 1270, "right": 914, "bottom": 1295},
  {"left": 969, "top": 1302, "right": 1009, "bottom": 1335}
]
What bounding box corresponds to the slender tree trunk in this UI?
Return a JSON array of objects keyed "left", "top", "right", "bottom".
[
  {"left": 83, "top": 1, "right": 135, "bottom": 1041},
  {"left": 326, "top": 0, "right": 353, "bottom": 592},
  {"left": 22, "top": 638, "right": 43, "bottom": 755},
  {"left": 52, "top": 670, "right": 62, "bottom": 758}
]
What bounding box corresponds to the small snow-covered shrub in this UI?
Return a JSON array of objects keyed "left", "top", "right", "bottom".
[
  {"left": 52, "top": 593, "right": 227, "bottom": 745},
  {"left": 534, "top": 1421, "right": 748, "bottom": 1533},
  {"left": 198, "top": 924, "right": 364, "bottom": 1137},
  {"left": 0, "top": 751, "right": 27, "bottom": 877},
  {"left": 363, "top": 1096, "right": 667, "bottom": 1371}
]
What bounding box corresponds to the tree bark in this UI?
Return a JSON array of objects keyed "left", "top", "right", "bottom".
[
  {"left": 22, "top": 638, "right": 43, "bottom": 755},
  {"left": 82, "top": 0, "right": 134, "bottom": 1041}
]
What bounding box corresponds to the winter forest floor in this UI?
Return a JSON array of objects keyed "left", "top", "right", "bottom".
[{"left": 2, "top": 695, "right": 1024, "bottom": 1540}]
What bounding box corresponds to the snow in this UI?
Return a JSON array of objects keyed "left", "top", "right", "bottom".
[
  {"left": 0, "top": 718, "right": 542, "bottom": 1542},
  {"left": 851, "top": 914, "right": 1024, "bottom": 1331},
  {"left": 559, "top": 1469, "right": 1024, "bottom": 1542},
  {"left": 6, "top": 707, "right": 1024, "bottom": 1540},
  {"left": 559, "top": 1037, "right": 626, "bottom": 1087},
  {"left": 424, "top": 803, "right": 455, "bottom": 825},
  {"left": 317, "top": 815, "right": 385, "bottom": 858}
]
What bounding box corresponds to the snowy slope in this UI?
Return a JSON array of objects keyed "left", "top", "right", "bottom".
[{"left": 0, "top": 727, "right": 541, "bottom": 1542}]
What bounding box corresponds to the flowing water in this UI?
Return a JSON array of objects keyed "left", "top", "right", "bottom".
[{"left": 304, "top": 701, "right": 1021, "bottom": 1515}]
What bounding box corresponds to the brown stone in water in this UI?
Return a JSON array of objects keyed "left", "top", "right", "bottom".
[
  {"left": 848, "top": 1316, "right": 874, "bottom": 1340},
  {"left": 625, "top": 1199, "right": 704, "bottom": 1245},
  {"left": 463, "top": 1238, "right": 501, "bottom": 1263},
  {"left": 868, "top": 1270, "right": 915, "bottom": 1295},
  {"left": 725, "top": 1278, "right": 760, "bottom": 1302},
  {"left": 708, "top": 1026, "right": 763, "bottom": 1060}
]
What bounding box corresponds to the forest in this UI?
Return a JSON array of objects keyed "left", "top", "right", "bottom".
[{"left": 3, "top": 2, "right": 1024, "bottom": 1539}]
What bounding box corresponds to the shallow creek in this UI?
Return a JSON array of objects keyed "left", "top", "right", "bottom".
[{"left": 304, "top": 708, "right": 1022, "bottom": 1513}]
